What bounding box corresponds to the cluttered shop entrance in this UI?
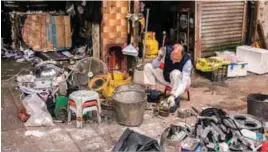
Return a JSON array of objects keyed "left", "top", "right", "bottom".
[{"left": 141, "top": 1, "right": 195, "bottom": 56}]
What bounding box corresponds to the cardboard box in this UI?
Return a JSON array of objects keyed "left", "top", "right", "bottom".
[
  {"left": 64, "top": 16, "right": 71, "bottom": 48},
  {"left": 21, "top": 14, "right": 71, "bottom": 52}
]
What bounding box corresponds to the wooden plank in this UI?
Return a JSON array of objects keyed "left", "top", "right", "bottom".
[
  {"left": 201, "top": 13, "right": 244, "bottom": 19},
  {"left": 92, "top": 23, "right": 101, "bottom": 59},
  {"left": 202, "top": 16, "right": 243, "bottom": 23},
  {"left": 55, "top": 16, "right": 65, "bottom": 50},
  {"left": 201, "top": 5, "right": 244, "bottom": 11},
  {"left": 40, "top": 14, "right": 47, "bottom": 50},
  {"left": 46, "top": 14, "right": 53, "bottom": 51},
  {"left": 257, "top": 21, "right": 268, "bottom": 49},
  {"left": 30, "top": 15, "right": 41, "bottom": 51},
  {"left": 64, "top": 16, "right": 71, "bottom": 48},
  {"left": 201, "top": 23, "right": 242, "bottom": 30},
  {"left": 201, "top": 9, "right": 243, "bottom": 15},
  {"left": 194, "top": 1, "right": 201, "bottom": 60},
  {"left": 201, "top": 20, "right": 243, "bottom": 26},
  {"left": 202, "top": 27, "right": 242, "bottom": 34}
]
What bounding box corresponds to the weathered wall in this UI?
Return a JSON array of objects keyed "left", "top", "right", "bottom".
[
  {"left": 101, "top": 1, "right": 128, "bottom": 61},
  {"left": 257, "top": 1, "right": 268, "bottom": 45}
]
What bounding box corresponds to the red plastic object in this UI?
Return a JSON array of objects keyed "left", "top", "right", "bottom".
[
  {"left": 18, "top": 105, "right": 29, "bottom": 122},
  {"left": 261, "top": 141, "right": 268, "bottom": 152},
  {"left": 159, "top": 62, "right": 165, "bottom": 69}
]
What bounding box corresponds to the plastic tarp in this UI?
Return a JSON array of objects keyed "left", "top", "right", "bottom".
[{"left": 112, "top": 128, "right": 160, "bottom": 152}]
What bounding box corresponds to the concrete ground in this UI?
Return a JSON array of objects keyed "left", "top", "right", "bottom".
[{"left": 1, "top": 59, "right": 268, "bottom": 152}]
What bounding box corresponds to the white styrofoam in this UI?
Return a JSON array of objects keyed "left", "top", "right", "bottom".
[
  {"left": 236, "top": 46, "right": 268, "bottom": 74},
  {"left": 227, "top": 62, "right": 248, "bottom": 77}
]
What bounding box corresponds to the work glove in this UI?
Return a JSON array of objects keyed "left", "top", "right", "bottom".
[{"left": 167, "top": 95, "right": 176, "bottom": 107}]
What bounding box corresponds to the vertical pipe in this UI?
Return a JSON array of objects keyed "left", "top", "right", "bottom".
[
  {"left": 187, "top": 12, "right": 190, "bottom": 53},
  {"left": 142, "top": 8, "right": 150, "bottom": 64}
]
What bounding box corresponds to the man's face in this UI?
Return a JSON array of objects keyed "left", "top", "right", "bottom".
[{"left": 170, "top": 44, "right": 183, "bottom": 63}]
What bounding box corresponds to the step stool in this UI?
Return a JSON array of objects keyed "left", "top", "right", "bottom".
[{"left": 68, "top": 90, "right": 101, "bottom": 128}]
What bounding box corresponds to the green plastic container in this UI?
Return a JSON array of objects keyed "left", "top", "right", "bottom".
[{"left": 54, "top": 96, "right": 68, "bottom": 121}]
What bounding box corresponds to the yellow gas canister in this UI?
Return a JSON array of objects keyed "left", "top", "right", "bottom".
[{"left": 145, "top": 32, "right": 159, "bottom": 59}]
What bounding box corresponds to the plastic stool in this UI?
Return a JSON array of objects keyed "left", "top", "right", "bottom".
[
  {"left": 68, "top": 90, "right": 101, "bottom": 128},
  {"left": 164, "top": 86, "right": 190, "bottom": 101}
]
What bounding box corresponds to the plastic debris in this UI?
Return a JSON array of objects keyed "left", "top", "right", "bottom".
[
  {"left": 22, "top": 94, "right": 54, "bottom": 127},
  {"left": 24, "top": 130, "right": 47, "bottom": 137},
  {"left": 122, "top": 44, "right": 139, "bottom": 57}
]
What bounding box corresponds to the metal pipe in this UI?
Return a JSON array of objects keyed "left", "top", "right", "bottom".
[
  {"left": 142, "top": 8, "right": 150, "bottom": 64},
  {"left": 162, "top": 31, "right": 166, "bottom": 47}
]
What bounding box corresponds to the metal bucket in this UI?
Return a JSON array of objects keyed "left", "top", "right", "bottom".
[
  {"left": 247, "top": 93, "right": 268, "bottom": 121},
  {"left": 113, "top": 89, "right": 147, "bottom": 126},
  {"left": 115, "top": 83, "right": 145, "bottom": 92}
]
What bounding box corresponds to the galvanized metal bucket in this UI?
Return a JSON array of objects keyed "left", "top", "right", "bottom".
[
  {"left": 113, "top": 87, "right": 147, "bottom": 126},
  {"left": 115, "top": 83, "right": 145, "bottom": 92},
  {"left": 247, "top": 93, "right": 268, "bottom": 121}
]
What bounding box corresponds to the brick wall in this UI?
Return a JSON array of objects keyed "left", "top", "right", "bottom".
[{"left": 101, "top": 1, "right": 129, "bottom": 62}]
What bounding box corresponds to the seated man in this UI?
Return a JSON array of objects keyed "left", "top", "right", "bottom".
[{"left": 144, "top": 43, "right": 193, "bottom": 112}]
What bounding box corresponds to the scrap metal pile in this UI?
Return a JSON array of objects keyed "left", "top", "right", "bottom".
[
  {"left": 113, "top": 107, "right": 267, "bottom": 152},
  {"left": 159, "top": 107, "right": 266, "bottom": 152}
]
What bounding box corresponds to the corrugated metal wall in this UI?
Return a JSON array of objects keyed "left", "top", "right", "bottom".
[{"left": 198, "top": 1, "right": 247, "bottom": 57}]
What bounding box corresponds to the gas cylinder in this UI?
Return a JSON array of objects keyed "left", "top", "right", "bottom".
[{"left": 145, "top": 32, "right": 159, "bottom": 59}]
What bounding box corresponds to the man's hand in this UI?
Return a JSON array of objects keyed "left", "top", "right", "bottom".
[{"left": 167, "top": 95, "right": 176, "bottom": 107}]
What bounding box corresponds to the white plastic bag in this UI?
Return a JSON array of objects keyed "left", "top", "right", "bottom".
[{"left": 22, "top": 94, "right": 54, "bottom": 127}]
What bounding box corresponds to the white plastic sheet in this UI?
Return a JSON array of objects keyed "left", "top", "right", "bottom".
[{"left": 22, "top": 94, "right": 54, "bottom": 127}]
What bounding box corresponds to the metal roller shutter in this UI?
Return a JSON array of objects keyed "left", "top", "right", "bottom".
[{"left": 196, "top": 1, "right": 247, "bottom": 57}]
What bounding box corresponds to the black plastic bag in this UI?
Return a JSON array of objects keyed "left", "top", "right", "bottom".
[{"left": 112, "top": 128, "right": 161, "bottom": 152}]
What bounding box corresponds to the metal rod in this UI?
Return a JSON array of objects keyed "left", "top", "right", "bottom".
[
  {"left": 162, "top": 31, "right": 167, "bottom": 47},
  {"left": 142, "top": 8, "right": 150, "bottom": 64}
]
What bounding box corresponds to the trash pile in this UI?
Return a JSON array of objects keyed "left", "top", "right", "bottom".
[
  {"left": 13, "top": 56, "right": 134, "bottom": 127},
  {"left": 113, "top": 107, "right": 268, "bottom": 152},
  {"left": 16, "top": 60, "right": 69, "bottom": 126}
]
